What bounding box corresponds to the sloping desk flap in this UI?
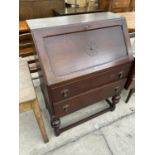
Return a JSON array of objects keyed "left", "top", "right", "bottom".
[{"left": 27, "top": 12, "right": 132, "bottom": 86}]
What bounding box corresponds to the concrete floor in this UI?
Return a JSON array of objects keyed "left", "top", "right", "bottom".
[{"left": 19, "top": 81, "right": 135, "bottom": 155}]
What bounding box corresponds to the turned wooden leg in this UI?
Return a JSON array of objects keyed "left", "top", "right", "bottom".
[
  {"left": 32, "top": 99, "right": 49, "bottom": 143},
  {"left": 51, "top": 118, "right": 61, "bottom": 136},
  {"left": 111, "top": 95, "right": 121, "bottom": 111},
  {"left": 112, "top": 95, "right": 121, "bottom": 104},
  {"left": 125, "top": 88, "right": 135, "bottom": 103}
]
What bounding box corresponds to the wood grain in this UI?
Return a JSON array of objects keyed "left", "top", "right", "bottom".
[{"left": 28, "top": 12, "right": 134, "bottom": 135}]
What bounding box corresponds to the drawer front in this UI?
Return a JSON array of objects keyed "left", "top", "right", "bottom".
[
  {"left": 51, "top": 64, "right": 131, "bottom": 103},
  {"left": 112, "top": 0, "right": 130, "bottom": 8},
  {"left": 53, "top": 78, "right": 127, "bottom": 117}
]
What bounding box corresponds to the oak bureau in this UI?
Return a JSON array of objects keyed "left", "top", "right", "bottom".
[{"left": 27, "top": 12, "right": 134, "bottom": 136}]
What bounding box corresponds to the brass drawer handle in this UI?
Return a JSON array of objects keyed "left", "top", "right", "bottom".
[
  {"left": 63, "top": 104, "right": 70, "bottom": 112},
  {"left": 118, "top": 71, "right": 123, "bottom": 79},
  {"left": 61, "top": 89, "right": 69, "bottom": 98},
  {"left": 114, "top": 86, "right": 120, "bottom": 92}
]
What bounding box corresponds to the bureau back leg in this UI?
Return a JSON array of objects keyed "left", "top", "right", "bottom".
[
  {"left": 125, "top": 88, "right": 135, "bottom": 103},
  {"left": 51, "top": 118, "right": 61, "bottom": 136}
]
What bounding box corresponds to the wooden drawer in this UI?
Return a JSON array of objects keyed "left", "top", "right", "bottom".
[
  {"left": 53, "top": 78, "right": 127, "bottom": 117},
  {"left": 112, "top": 0, "right": 130, "bottom": 8},
  {"left": 50, "top": 64, "right": 131, "bottom": 103}
]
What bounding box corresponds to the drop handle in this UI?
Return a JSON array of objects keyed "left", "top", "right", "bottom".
[
  {"left": 114, "top": 86, "right": 120, "bottom": 92},
  {"left": 63, "top": 104, "right": 70, "bottom": 112},
  {"left": 61, "top": 89, "right": 69, "bottom": 98},
  {"left": 118, "top": 71, "right": 123, "bottom": 78}
]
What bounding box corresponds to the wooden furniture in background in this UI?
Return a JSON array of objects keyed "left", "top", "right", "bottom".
[
  {"left": 19, "top": 59, "right": 49, "bottom": 143},
  {"left": 98, "top": 0, "right": 135, "bottom": 12},
  {"left": 27, "top": 12, "right": 134, "bottom": 136},
  {"left": 19, "top": 32, "right": 34, "bottom": 57},
  {"left": 65, "top": 2, "right": 72, "bottom": 8},
  {"left": 108, "top": 0, "right": 135, "bottom": 12},
  {"left": 19, "top": 21, "right": 42, "bottom": 77},
  {"left": 19, "top": 21, "right": 34, "bottom": 57},
  {"left": 53, "top": 6, "right": 104, "bottom": 16},
  {"left": 19, "top": 21, "right": 29, "bottom": 34},
  {"left": 19, "top": 0, "right": 134, "bottom": 20},
  {"left": 118, "top": 12, "right": 135, "bottom": 32},
  {"left": 66, "top": 0, "right": 97, "bottom": 7},
  {"left": 19, "top": 0, "right": 65, "bottom": 20},
  {"left": 98, "top": 0, "right": 110, "bottom": 11}
]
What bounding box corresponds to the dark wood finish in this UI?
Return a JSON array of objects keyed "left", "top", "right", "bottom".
[
  {"left": 98, "top": 0, "right": 109, "bottom": 11},
  {"left": 125, "top": 58, "right": 135, "bottom": 103},
  {"left": 53, "top": 6, "right": 104, "bottom": 16},
  {"left": 125, "top": 60, "right": 135, "bottom": 89},
  {"left": 125, "top": 88, "right": 134, "bottom": 103},
  {"left": 52, "top": 93, "right": 121, "bottom": 136},
  {"left": 56, "top": 95, "right": 120, "bottom": 136},
  {"left": 28, "top": 12, "right": 134, "bottom": 136},
  {"left": 51, "top": 118, "right": 61, "bottom": 136},
  {"left": 19, "top": 33, "right": 32, "bottom": 41},
  {"left": 27, "top": 13, "right": 133, "bottom": 86},
  {"left": 51, "top": 64, "right": 131, "bottom": 103},
  {"left": 54, "top": 79, "right": 127, "bottom": 117},
  {"left": 19, "top": 0, "right": 65, "bottom": 20},
  {"left": 19, "top": 33, "right": 34, "bottom": 57},
  {"left": 19, "top": 12, "right": 134, "bottom": 34}
]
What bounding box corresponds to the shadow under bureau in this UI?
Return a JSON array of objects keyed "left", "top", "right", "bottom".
[{"left": 27, "top": 12, "right": 134, "bottom": 136}]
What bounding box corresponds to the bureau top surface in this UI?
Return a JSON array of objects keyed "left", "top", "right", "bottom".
[
  {"left": 27, "top": 12, "right": 123, "bottom": 30},
  {"left": 27, "top": 12, "right": 133, "bottom": 86}
]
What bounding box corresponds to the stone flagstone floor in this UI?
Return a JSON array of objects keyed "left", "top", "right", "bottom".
[{"left": 19, "top": 83, "right": 135, "bottom": 155}]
